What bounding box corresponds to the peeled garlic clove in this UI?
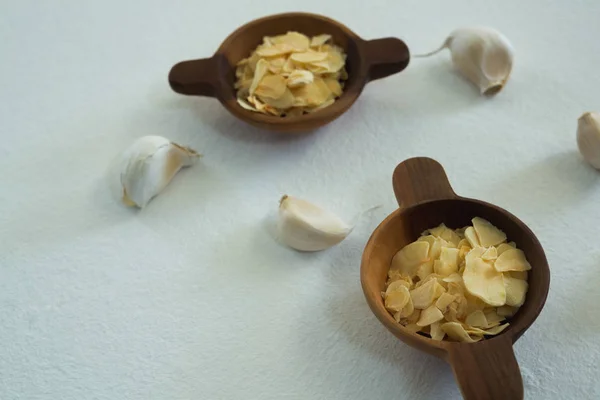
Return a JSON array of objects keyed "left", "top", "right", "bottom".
[
  {"left": 277, "top": 195, "right": 352, "bottom": 252},
  {"left": 577, "top": 112, "right": 600, "bottom": 169},
  {"left": 418, "top": 27, "right": 513, "bottom": 95},
  {"left": 119, "top": 136, "right": 199, "bottom": 208}
]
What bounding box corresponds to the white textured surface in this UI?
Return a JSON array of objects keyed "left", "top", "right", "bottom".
[{"left": 1, "top": 1, "right": 600, "bottom": 399}]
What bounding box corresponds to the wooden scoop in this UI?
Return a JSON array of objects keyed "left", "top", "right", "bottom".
[
  {"left": 360, "top": 157, "right": 550, "bottom": 400},
  {"left": 168, "top": 12, "right": 410, "bottom": 132}
]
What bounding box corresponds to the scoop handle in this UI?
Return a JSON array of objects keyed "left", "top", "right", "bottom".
[
  {"left": 448, "top": 337, "right": 524, "bottom": 400},
  {"left": 363, "top": 37, "right": 410, "bottom": 81},
  {"left": 168, "top": 56, "right": 219, "bottom": 97},
  {"left": 393, "top": 157, "right": 457, "bottom": 208}
]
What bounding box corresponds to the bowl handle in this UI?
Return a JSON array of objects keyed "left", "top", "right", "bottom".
[
  {"left": 392, "top": 157, "right": 457, "bottom": 208},
  {"left": 448, "top": 338, "right": 524, "bottom": 400},
  {"left": 168, "top": 56, "right": 219, "bottom": 97},
  {"left": 363, "top": 37, "right": 410, "bottom": 81}
]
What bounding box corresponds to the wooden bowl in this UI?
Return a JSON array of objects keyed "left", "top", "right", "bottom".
[
  {"left": 168, "top": 12, "right": 410, "bottom": 133},
  {"left": 360, "top": 157, "right": 550, "bottom": 400}
]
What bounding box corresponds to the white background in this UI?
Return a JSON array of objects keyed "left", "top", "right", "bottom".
[{"left": 2, "top": 1, "right": 600, "bottom": 399}]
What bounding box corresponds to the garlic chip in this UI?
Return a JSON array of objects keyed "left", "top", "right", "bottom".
[
  {"left": 481, "top": 246, "right": 498, "bottom": 261},
  {"left": 385, "top": 285, "right": 411, "bottom": 313},
  {"left": 464, "top": 226, "right": 481, "bottom": 248},
  {"left": 417, "top": 305, "right": 445, "bottom": 327},
  {"left": 416, "top": 261, "right": 434, "bottom": 281},
  {"left": 383, "top": 219, "right": 531, "bottom": 343},
  {"left": 390, "top": 241, "right": 430, "bottom": 278},
  {"left": 442, "top": 322, "right": 479, "bottom": 343},
  {"left": 465, "top": 310, "right": 488, "bottom": 328},
  {"left": 463, "top": 251, "right": 506, "bottom": 306},
  {"left": 464, "top": 291, "right": 488, "bottom": 315},
  {"left": 435, "top": 292, "right": 456, "bottom": 312},
  {"left": 286, "top": 70, "right": 314, "bottom": 88},
  {"left": 497, "top": 305, "right": 518, "bottom": 317},
  {"left": 386, "top": 279, "right": 411, "bottom": 292},
  {"left": 310, "top": 34, "right": 332, "bottom": 47},
  {"left": 410, "top": 279, "right": 444, "bottom": 309},
  {"left": 418, "top": 235, "right": 449, "bottom": 259},
  {"left": 438, "top": 247, "right": 460, "bottom": 275},
  {"left": 442, "top": 273, "right": 463, "bottom": 284},
  {"left": 272, "top": 31, "right": 310, "bottom": 51},
  {"left": 434, "top": 260, "right": 452, "bottom": 277},
  {"left": 398, "top": 299, "right": 416, "bottom": 320},
  {"left": 464, "top": 323, "right": 510, "bottom": 336},
  {"left": 472, "top": 217, "right": 507, "bottom": 247},
  {"left": 249, "top": 59, "right": 269, "bottom": 95},
  {"left": 496, "top": 243, "right": 514, "bottom": 256},
  {"left": 261, "top": 88, "right": 295, "bottom": 110},
  {"left": 427, "top": 223, "right": 461, "bottom": 246},
  {"left": 429, "top": 321, "right": 445, "bottom": 341},
  {"left": 503, "top": 275, "right": 528, "bottom": 307},
  {"left": 494, "top": 248, "right": 532, "bottom": 272},
  {"left": 483, "top": 310, "right": 505, "bottom": 328},
  {"left": 388, "top": 270, "right": 414, "bottom": 287},
  {"left": 254, "top": 75, "right": 287, "bottom": 99},
  {"left": 290, "top": 51, "right": 329, "bottom": 63},
  {"left": 234, "top": 31, "right": 347, "bottom": 116}
]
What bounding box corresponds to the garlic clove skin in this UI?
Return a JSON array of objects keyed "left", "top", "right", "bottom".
[
  {"left": 277, "top": 195, "right": 352, "bottom": 252},
  {"left": 120, "top": 135, "right": 200, "bottom": 208},
  {"left": 577, "top": 112, "right": 600, "bottom": 170},
  {"left": 418, "top": 27, "right": 514, "bottom": 95}
]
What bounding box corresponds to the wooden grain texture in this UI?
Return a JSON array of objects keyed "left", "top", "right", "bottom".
[
  {"left": 360, "top": 157, "right": 550, "bottom": 400},
  {"left": 168, "top": 12, "right": 410, "bottom": 133},
  {"left": 448, "top": 338, "right": 523, "bottom": 400}
]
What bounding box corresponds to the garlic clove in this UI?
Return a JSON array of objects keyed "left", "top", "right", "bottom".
[
  {"left": 119, "top": 136, "right": 200, "bottom": 208},
  {"left": 277, "top": 195, "right": 352, "bottom": 252},
  {"left": 417, "top": 27, "right": 514, "bottom": 95},
  {"left": 577, "top": 112, "right": 600, "bottom": 170}
]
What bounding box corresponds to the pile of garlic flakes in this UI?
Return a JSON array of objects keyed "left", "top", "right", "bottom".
[
  {"left": 235, "top": 32, "right": 347, "bottom": 116},
  {"left": 383, "top": 217, "right": 531, "bottom": 343}
]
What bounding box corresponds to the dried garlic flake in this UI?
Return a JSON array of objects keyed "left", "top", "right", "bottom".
[
  {"left": 383, "top": 220, "right": 531, "bottom": 343},
  {"left": 234, "top": 31, "right": 348, "bottom": 116}
]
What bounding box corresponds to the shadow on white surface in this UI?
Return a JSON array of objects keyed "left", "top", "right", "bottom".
[
  {"left": 321, "top": 278, "right": 461, "bottom": 398},
  {"left": 490, "top": 151, "right": 599, "bottom": 216},
  {"left": 0, "top": 144, "right": 135, "bottom": 252},
  {"left": 306, "top": 236, "right": 462, "bottom": 399},
  {"left": 362, "top": 56, "right": 484, "bottom": 118},
  {"left": 560, "top": 253, "right": 600, "bottom": 336},
  {"left": 165, "top": 95, "right": 329, "bottom": 145}
]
